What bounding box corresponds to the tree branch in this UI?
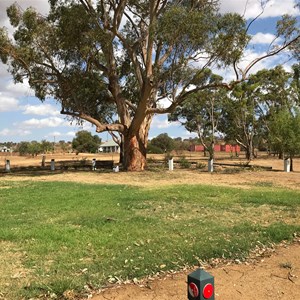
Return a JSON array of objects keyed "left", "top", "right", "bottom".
[
  {"left": 61, "top": 109, "right": 125, "bottom": 133},
  {"left": 148, "top": 80, "right": 234, "bottom": 115},
  {"left": 242, "top": 34, "right": 300, "bottom": 78}
]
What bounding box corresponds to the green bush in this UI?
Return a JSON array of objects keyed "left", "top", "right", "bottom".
[
  {"left": 147, "top": 144, "right": 164, "bottom": 154},
  {"left": 178, "top": 156, "right": 191, "bottom": 168}
]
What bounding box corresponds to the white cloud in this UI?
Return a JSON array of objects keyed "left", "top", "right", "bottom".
[
  {"left": 151, "top": 116, "right": 181, "bottom": 130},
  {"left": 214, "top": 45, "right": 293, "bottom": 81},
  {"left": 152, "top": 118, "right": 172, "bottom": 129},
  {"left": 181, "top": 131, "right": 198, "bottom": 140},
  {"left": 220, "top": 0, "right": 299, "bottom": 19},
  {"left": 6, "top": 80, "right": 34, "bottom": 97},
  {"left": 157, "top": 97, "right": 173, "bottom": 109},
  {"left": 249, "top": 32, "right": 279, "bottom": 45},
  {"left": 21, "top": 117, "right": 67, "bottom": 129},
  {"left": 0, "top": 62, "right": 10, "bottom": 77},
  {"left": 72, "top": 121, "right": 94, "bottom": 131},
  {"left": 45, "top": 131, "right": 62, "bottom": 139},
  {"left": 22, "top": 104, "right": 60, "bottom": 116},
  {"left": 0, "top": 93, "right": 19, "bottom": 111},
  {"left": 237, "top": 48, "right": 291, "bottom": 75},
  {"left": 66, "top": 131, "right": 76, "bottom": 137},
  {"left": 0, "top": 128, "right": 31, "bottom": 137}
]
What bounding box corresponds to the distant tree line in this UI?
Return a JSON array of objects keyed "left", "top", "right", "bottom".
[
  {"left": 16, "top": 140, "right": 70, "bottom": 156},
  {"left": 3, "top": 131, "right": 102, "bottom": 156}
]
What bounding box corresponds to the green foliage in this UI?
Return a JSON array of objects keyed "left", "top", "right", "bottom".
[
  {"left": 72, "top": 130, "right": 101, "bottom": 153},
  {"left": 147, "top": 143, "right": 164, "bottom": 154},
  {"left": 268, "top": 109, "right": 300, "bottom": 157},
  {"left": 169, "top": 77, "right": 227, "bottom": 159},
  {"left": 17, "top": 141, "right": 48, "bottom": 156},
  {"left": 219, "top": 65, "right": 300, "bottom": 159},
  {"left": 220, "top": 81, "right": 258, "bottom": 159},
  {"left": 173, "top": 137, "right": 191, "bottom": 151},
  {"left": 17, "top": 141, "right": 30, "bottom": 155},
  {"left": 0, "top": 1, "right": 249, "bottom": 162},
  {"left": 40, "top": 140, "right": 53, "bottom": 153},
  {"left": 149, "top": 133, "right": 175, "bottom": 153},
  {"left": 178, "top": 156, "right": 191, "bottom": 168}
]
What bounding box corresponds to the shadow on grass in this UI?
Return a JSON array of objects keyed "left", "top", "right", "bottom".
[{"left": 0, "top": 166, "right": 114, "bottom": 177}]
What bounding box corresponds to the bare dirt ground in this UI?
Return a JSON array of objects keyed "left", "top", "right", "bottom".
[
  {"left": 91, "top": 241, "right": 300, "bottom": 300},
  {"left": 1, "top": 153, "right": 300, "bottom": 300}
]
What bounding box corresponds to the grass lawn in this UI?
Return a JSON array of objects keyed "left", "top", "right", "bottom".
[{"left": 0, "top": 180, "right": 299, "bottom": 299}]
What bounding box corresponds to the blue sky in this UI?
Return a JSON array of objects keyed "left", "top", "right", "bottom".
[{"left": 0, "top": 0, "right": 299, "bottom": 143}]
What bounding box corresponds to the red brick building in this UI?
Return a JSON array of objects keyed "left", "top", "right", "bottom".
[{"left": 190, "top": 144, "right": 240, "bottom": 153}]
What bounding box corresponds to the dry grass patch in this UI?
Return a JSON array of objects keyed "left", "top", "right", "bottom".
[{"left": 0, "top": 241, "right": 32, "bottom": 299}]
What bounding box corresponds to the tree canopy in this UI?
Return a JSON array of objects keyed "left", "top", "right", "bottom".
[
  {"left": 149, "top": 133, "right": 175, "bottom": 153},
  {"left": 1, "top": 0, "right": 299, "bottom": 170},
  {"left": 72, "top": 130, "right": 101, "bottom": 153},
  {"left": 268, "top": 109, "right": 300, "bottom": 171}
]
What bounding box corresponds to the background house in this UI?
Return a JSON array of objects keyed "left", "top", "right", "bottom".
[
  {"left": 98, "top": 140, "right": 120, "bottom": 153},
  {"left": 0, "top": 146, "right": 11, "bottom": 152}
]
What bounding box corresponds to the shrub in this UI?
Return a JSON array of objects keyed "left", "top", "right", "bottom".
[{"left": 178, "top": 156, "right": 191, "bottom": 168}]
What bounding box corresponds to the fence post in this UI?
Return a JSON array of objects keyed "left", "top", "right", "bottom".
[
  {"left": 50, "top": 159, "right": 55, "bottom": 171},
  {"left": 208, "top": 159, "right": 214, "bottom": 173},
  {"left": 284, "top": 158, "right": 290, "bottom": 172},
  {"left": 41, "top": 155, "right": 46, "bottom": 167},
  {"left": 92, "top": 158, "right": 96, "bottom": 171},
  {"left": 5, "top": 159, "right": 10, "bottom": 172},
  {"left": 168, "top": 158, "right": 174, "bottom": 171},
  {"left": 188, "top": 269, "right": 215, "bottom": 300}
]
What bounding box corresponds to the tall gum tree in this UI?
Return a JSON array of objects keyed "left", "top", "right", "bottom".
[{"left": 0, "top": 0, "right": 299, "bottom": 170}]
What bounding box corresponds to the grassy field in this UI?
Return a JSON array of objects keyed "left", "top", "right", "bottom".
[{"left": 0, "top": 180, "right": 300, "bottom": 299}]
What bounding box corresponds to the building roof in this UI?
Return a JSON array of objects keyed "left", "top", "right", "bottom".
[{"left": 100, "top": 140, "right": 119, "bottom": 147}]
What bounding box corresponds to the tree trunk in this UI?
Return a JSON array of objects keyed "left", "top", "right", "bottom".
[
  {"left": 123, "top": 134, "right": 147, "bottom": 171},
  {"left": 123, "top": 117, "right": 152, "bottom": 171},
  {"left": 246, "top": 136, "right": 254, "bottom": 161},
  {"left": 119, "top": 135, "right": 124, "bottom": 165},
  {"left": 209, "top": 140, "right": 215, "bottom": 160}
]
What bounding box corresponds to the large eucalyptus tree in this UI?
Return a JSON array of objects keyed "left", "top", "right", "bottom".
[{"left": 0, "top": 0, "right": 299, "bottom": 170}]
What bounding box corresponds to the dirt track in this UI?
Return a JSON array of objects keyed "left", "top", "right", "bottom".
[{"left": 91, "top": 241, "right": 300, "bottom": 300}]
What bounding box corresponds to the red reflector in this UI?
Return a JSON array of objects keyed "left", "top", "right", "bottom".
[
  {"left": 203, "top": 283, "right": 214, "bottom": 299},
  {"left": 188, "top": 282, "right": 199, "bottom": 297}
]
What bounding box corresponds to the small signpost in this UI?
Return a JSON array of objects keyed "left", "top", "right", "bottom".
[{"left": 188, "top": 269, "right": 214, "bottom": 300}]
